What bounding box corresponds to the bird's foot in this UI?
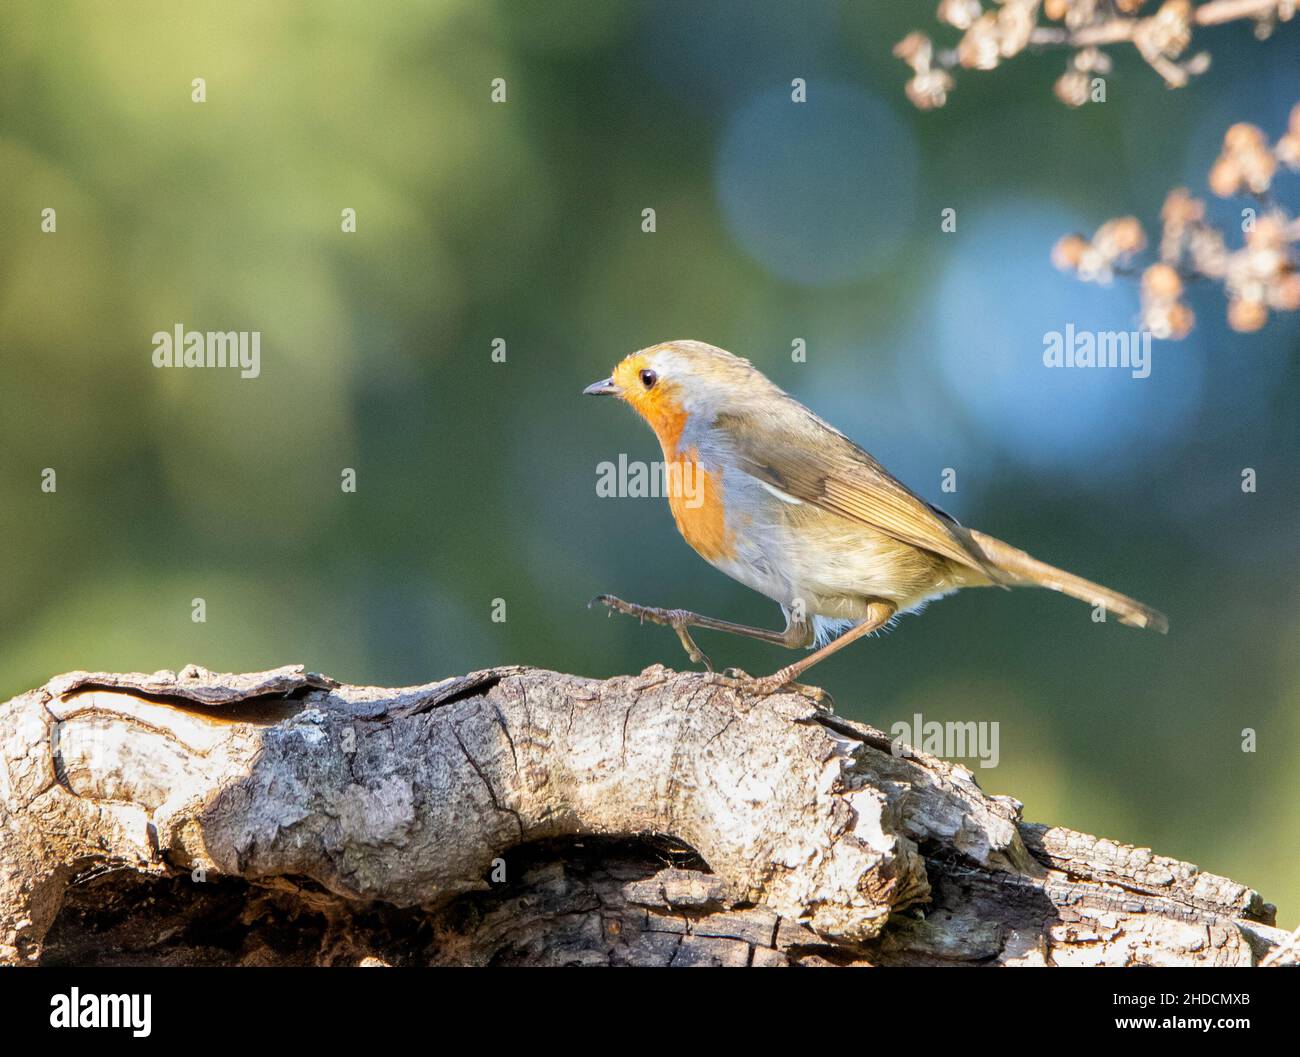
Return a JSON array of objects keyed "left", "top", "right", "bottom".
[
  {"left": 709, "top": 667, "right": 832, "bottom": 708},
  {"left": 591, "top": 594, "right": 713, "bottom": 671},
  {"left": 760, "top": 678, "right": 833, "bottom": 708}
]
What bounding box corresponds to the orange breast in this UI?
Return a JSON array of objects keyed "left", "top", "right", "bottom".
[
  {"left": 666, "top": 446, "right": 734, "bottom": 563},
  {"left": 637, "top": 395, "right": 734, "bottom": 563}
]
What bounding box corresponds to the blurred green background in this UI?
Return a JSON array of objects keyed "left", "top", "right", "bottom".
[{"left": 2, "top": 1, "right": 1297, "bottom": 924}]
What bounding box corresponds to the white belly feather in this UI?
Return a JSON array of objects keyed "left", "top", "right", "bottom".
[{"left": 705, "top": 464, "right": 962, "bottom": 636}]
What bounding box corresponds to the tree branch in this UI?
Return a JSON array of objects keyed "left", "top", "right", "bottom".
[
  {"left": 0, "top": 664, "right": 1290, "bottom": 966},
  {"left": 897, "top": 0, "right": 1295, "bottom": 109}
]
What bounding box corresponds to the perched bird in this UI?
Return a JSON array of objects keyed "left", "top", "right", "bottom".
[{"left": 584, "top": 340, "right": 1167, "bottom": 693}]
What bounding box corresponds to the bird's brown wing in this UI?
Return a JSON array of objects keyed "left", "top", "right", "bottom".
[{"left": 719, "top": 403, "right": 1005, "bottom": 582}]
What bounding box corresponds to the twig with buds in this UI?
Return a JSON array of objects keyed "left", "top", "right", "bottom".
[
  {"left": 1052, "top": 104, "right": 1300, "bottom": 338},
  {"left": 895, "top": 0, "right": 1295, "bottom": 110}
]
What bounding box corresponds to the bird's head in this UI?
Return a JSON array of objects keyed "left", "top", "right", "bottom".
[{"left": 583, "top": 340, "right": 778, "bottom": 444}]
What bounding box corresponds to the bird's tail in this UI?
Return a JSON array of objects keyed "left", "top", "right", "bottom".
[{"left": 961, "top": 528, "right": 1169, "bottom": 633}]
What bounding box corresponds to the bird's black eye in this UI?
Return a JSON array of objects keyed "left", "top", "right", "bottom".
[{"left": 639, "top": 369, "right": 658, "bottom": 389}]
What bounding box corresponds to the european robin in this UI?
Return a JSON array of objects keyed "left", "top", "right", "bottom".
[{"left": 584, "top": 340, "right": 1167, "bottom": 694}]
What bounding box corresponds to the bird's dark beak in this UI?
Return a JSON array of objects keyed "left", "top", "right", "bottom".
[{"left": 582, "top": 376, "right": 618, "bottom": 397}]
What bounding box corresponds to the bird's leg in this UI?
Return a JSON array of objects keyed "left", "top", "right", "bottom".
[
  {"left": 747, "top": 600, "right": 897, "bottom": 696},
  {"left": 592, "top": 594, "right": 811, "bottom": 672}
]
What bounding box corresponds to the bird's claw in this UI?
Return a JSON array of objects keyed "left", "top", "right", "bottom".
[
  {"left": 711, "top": 669, "right": 832, "bottom": 708},
  {"left": 592, "top": 594, "right": 656, "bottom": 623},
  {"left": 594, "top": 594, "right": 713, "bottom": 672},
  {"left": 780, "top": 681, "right": 833, "bottom": 708},
  {"left": 667, "top": 611, "right": 712, "bottom": 672}
]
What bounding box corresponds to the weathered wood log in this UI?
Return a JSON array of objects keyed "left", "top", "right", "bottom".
[{"left": 0, "top": 664, "right": 1291, "bottom": 967}]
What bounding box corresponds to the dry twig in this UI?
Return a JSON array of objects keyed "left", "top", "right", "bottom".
[
  {"left": 1052, "top": 103, "right": 1300, "bottom": 337},
  {"left": 896, "top": 0, "right": 1295, "bottom": 109}
]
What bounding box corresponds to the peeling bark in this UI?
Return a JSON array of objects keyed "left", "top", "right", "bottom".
[{"left": 0, "top": 663, "right": 1291, "bottom": 967}]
